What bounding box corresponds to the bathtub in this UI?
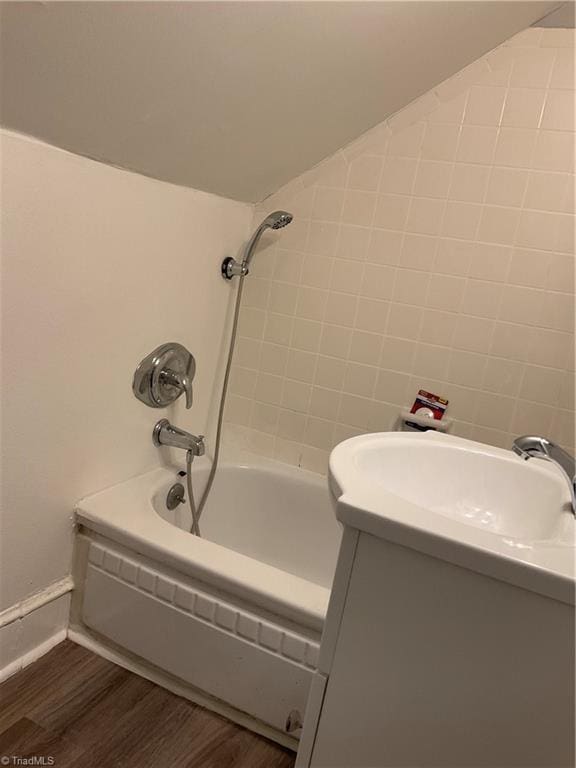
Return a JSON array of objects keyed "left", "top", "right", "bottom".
[{"left": 72, "top": 450, "right": 341, "bottom": 745}]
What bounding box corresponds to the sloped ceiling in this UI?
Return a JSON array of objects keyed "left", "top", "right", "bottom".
[
  {"left": 0, "top": 1, "right": 559, "bottom": 202},
  {"left": 536, "top": 2, "right": 575, "bottom": 26}
]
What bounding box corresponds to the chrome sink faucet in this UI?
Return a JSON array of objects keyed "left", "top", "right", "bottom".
[
  {"left": 153, "top": 418, "right": 205, "bottom": 457},
  {"left": 512, "top": 435, "right": 576, "bottom": 517}
]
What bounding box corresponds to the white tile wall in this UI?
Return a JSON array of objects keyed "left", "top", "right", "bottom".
[{"left": 225, "top": 28, "right": 575, "bottom": 474}]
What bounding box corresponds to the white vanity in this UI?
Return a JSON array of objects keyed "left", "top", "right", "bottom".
[{"left": 297, "top": 432, "right": 575, "bottom": 768}]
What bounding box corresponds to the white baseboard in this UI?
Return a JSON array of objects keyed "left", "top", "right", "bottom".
[
  {"left": 0, "top": 627, "right": 67, "bottom": 683},
  {"left": 0, "top": 584, "right": 72, "bottom": 683},
  {"left": 0, "top": 576, "right": 74, "bottom": 629}
]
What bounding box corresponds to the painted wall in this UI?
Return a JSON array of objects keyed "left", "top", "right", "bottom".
[
  {"left": 0, "top": 130, "right": 251, "bottom": 669},
  {"left": 224, "top": 27, "right": 575, "bottom": 475}
]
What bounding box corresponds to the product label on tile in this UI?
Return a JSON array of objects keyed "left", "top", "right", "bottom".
[{"left": 410, "top": 389, "right": 449, "bottom": 420}]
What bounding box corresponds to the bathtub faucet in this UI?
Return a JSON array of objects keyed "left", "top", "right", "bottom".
[{"left": 153, "top": 418, "right": 205, "bottom": 456}]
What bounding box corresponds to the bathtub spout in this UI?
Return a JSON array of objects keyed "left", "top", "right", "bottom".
[{"left": 153, "top": 418, "right": 205, "bottom": 456}]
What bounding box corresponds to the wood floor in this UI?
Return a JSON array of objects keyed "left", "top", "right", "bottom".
[{"left": 0, "top": 640, "right": 295, "bottom": 768}]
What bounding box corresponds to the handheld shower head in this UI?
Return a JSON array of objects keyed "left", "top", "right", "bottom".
[
  {"left": 264, "top": 211, "right": 293, "bottom": 231},
  {"left": 221, "top": 210, "right": 294, "bottom": 279},
  {"left": 242, "top": 210, "right": 293, "bottom": 269}
]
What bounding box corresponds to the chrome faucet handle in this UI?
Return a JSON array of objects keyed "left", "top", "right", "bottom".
[
  {"left": 181, "top": 374, "right": 193, "bottom": 409},
  {"left": 133, "top": 343, "right": 196, "bottom": 409},
  {"left": 159, "top": 368, "right": 193, "bottom": 409}
]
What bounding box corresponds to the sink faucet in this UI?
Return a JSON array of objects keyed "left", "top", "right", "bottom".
[
  {"left": 153, "top": 418, "right": 205, "bottom": 456},
  {"left": 512, "top": 435, "right": 576, "bottom": 517}
]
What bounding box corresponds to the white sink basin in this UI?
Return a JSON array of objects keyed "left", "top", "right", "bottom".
[{"left": 329, "top": 432, "right": 575, "bottom": 603}]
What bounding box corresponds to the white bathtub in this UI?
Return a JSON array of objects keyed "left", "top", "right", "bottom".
[{"left": 73, "top": 450, "right": 341, "bottom": 743}]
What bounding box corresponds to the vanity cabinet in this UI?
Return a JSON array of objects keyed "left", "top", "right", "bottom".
[{"left": 296, "top": 527, "right": 574, "bottom": 768}]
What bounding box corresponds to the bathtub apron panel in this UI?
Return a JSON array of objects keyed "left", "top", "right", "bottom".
[{"left": 82, "top": 540, "right": 319, "bottom": 735}]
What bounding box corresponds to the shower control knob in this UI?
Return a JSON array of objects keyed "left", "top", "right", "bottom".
[{"left": 133, "top": 342, "right": 196, "bottom": 409}]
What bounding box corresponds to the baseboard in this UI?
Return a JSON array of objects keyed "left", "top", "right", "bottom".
[
  {"left": 0, "top": 628, "right": 67, "bottom": 683},
  {"left": 0, "top": 586, "right": 72, "bottom": 683},
  {"left": 0, "top": 576, "right": 74, "bottom": 629}
]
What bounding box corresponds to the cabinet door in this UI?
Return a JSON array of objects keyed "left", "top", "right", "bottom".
[{"left": 311, "top": 532, "right": 574, "bottom": 768}]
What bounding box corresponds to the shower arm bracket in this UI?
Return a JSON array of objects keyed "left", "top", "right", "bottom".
[{"left": 221, "top": 256, "right": 248, "bottom": 280}]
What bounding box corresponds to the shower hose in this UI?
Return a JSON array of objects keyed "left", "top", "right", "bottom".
[{"left": 186, "top": 273, "right": 246, "bottom": 537}]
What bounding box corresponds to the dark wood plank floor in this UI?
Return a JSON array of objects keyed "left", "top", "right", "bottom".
[{"left": 0, "top": 640, "right": 295, "bottom": 768}]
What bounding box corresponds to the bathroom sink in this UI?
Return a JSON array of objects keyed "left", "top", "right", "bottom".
[{"left": 329, "top": 432, "right": 575, "bottom": 603}]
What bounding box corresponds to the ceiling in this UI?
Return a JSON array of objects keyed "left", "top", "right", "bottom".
[
  {"left": 0, "top": 1, "right": 560, "bottom": 202},
  {"left": 535, "top": 1, "right": 575, "bottom": 26}
]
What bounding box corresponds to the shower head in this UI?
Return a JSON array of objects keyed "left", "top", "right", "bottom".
[
  {"left": 263, "top": 211, "right": 293, "bottom": 231},
  {"left": 221, "top": 210, "right": 294, "bottom": 280},
  {"left": 242, "top": 210, "right": 293, "bottom": 269}
]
